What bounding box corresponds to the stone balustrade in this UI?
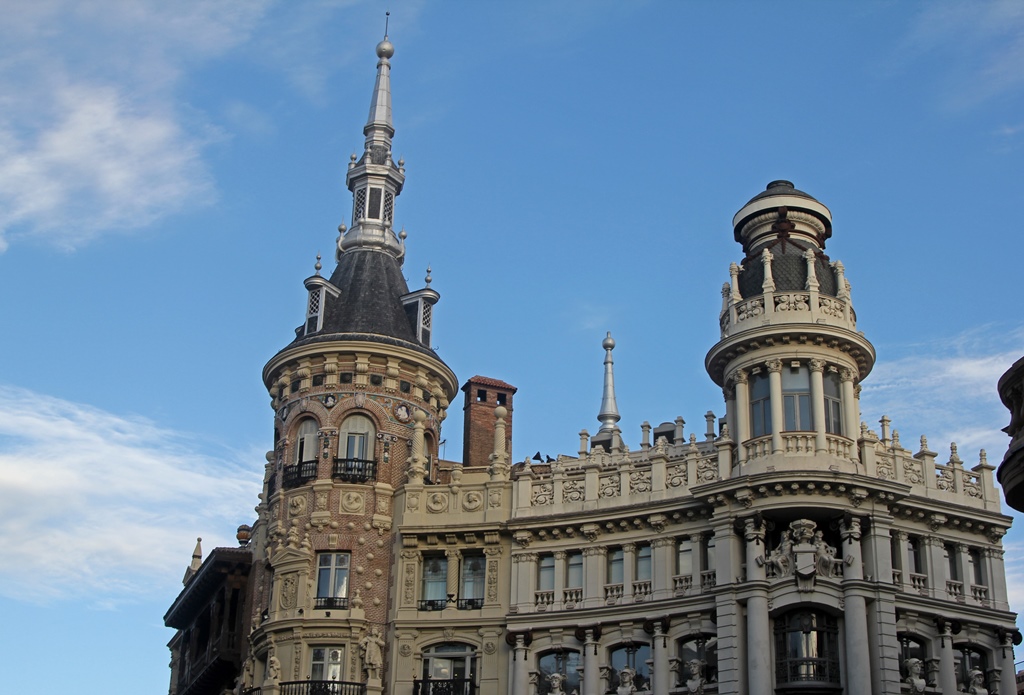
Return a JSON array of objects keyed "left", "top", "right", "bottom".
[{"left": 720, "top": 289, "right": 857, "bottom": 339}]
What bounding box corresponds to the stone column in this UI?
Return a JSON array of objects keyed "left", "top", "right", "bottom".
[
  {"left": 581, "top": 628, "right": 601, "bottom": 695},
  {"left": 923, "top": 536, "right": 946, "bottom": 600},
  {"left": 766, "top": 360, "right": 784, "bottom": 454},
  {"left": 513, "top": 553, "right": 538, "bottom": 613},
  {"left": 652, "top": 621, "right": 670, "bottom": 695},
  {"left": 445, "top": 549, "right": 461, "bottom": 604},
  {"left": 998, "top": 631, "right": 1016, "bottom": 695},
  {"left": 652, "top": 537, "right": 675, "bottom": 599},
  {"left": 986, "top": 546, "right": 1010, "bottom": 611},
  {"left": 808, "top": 359, "right": 828, "bottom": 454},
  {"left": 583, "top": 547, "right": 606, "bottom": 609},
  {"left": 744, "top": 519, "right": 772, "bottom": 695},
  {"left": 841, "top": 518, "right": 872, "bottom": 694},
  {"left": 732, "top": 370, "right": 750, "bottom": 463},
  {"left": 622, "top": 543, "right": 636, "bottom": 601},
  {"left": 895, "top": 531, "right": 911, "bottom": 592},
  {"left": 691, "top": 534, "right": 705, "bottom": 592},
  {"left": 511, "top": 634, "right": 531, "bottom": 695},
  {"left": 840, "top": 368, "right": 858, "bottom": 441},
  {"left": 553, "top": 551, "right": 566, "bottom": 609},
  {"left": 936, "top": 621, "right": 958, "bottom": 694}
]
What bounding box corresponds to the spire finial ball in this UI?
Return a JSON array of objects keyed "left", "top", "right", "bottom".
[
  {"left": 602, "top": 331, "right": 615, "bottom": 351},
  {"left": 376, "top": 38, "right": 394, "bottom": 59}
]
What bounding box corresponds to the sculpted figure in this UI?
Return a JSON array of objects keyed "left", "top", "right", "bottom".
[
  {"left": 265, "top": 654, "right": 281, "bottom": 685},
  {"left": 685, "top": 659, "right": 706, "bottom": 694},
  {"left": 903, "top": 657, "right": 925, "bottom": 694},
  {"left": 966, "top": 668, "right": 988, "bottom": 695},
  {"left": 360, "top": 626, "right": 385, "bottom": 677},
  {"left": 617, "top": 667, "right": 637, "bottom": 695},
  {"left": 769, "top": 530, "right": 793, "bottom": 577},
  {"left": 813, "top": 530, "right": 836, "bottom": 577},
  {"left": 547, "top": 672, "right": 566, "bottom": 695}
]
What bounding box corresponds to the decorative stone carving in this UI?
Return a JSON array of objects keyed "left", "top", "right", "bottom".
[
  {"left": 775, "top": 293, "right": 809, "bottom": 312},
  {"left": 532, "top": 482, "right": 554, "bottom": 506},
  {"left": 463, "top": 490, "right": 483, "bottom": 511},
  {"left": 696, "top": 457, "right": 718, "bottom": 483},
  {"left": 406, "top": 492, "right": 420, "bottom": 511},
  {"left": 736, "top": 298, "right": 764, "bottom": 322},
  {"left": 547, "top": 672, "right": 567, "bottom": 695},
  {"left": 280, "top": 574, "right": 297, "bottom": 609},
  {"left": 488, "top": 490, "right": 502, "bottom": 508},
  {"left": 426, "top": 491, "right": 449, "bottom": 513},
  {"left": 903, "top": 459, "right": 924, "bottom": 484},
  {"left": 315, "top": 491, "right": 328, "bottom": 512},
  {"left": 265, "top": 654, "right": 281, "bottom": 685},
  {"left": 600, "top": 475, "right": 620, "bottom": 498},
  {"left": 359, "top": 626, "right": 385, "bottom": 679},
  {"left": 399, "top": 644, "right": 413, "bottom": 657},
  {"left": 768, "top": 519, "right": 838, "bottom": 590},
  {"left": 617, "top": 667, "right": 638, "bottom": 695},
  {"left": 403, "top": 563, "right": 416, "bottom": 605},
  {"left": 483, "top": 641, "right": 496, "bottom": 655},
  {"left": 486, "top": 557, "right": 499, "bottom": 602},
  {"left": 563, "top": 479, "right": 585, "bottom": 502},
  {"left": 288, "top": 495, "right": 307, "bottom": 517},
  {"left": 629, "top": 470, "right": 652, "bottom": 494},
  {"left": 667, "top": 463, "right": 686, "bottom": 488},
  {"left": 341, "top": 491, "right": 364, "bottom": 513},
  {"left": 819, "top": 297, "right": 845, "bottom": 318}
]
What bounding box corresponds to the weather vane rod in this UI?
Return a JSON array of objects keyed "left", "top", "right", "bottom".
[{"left": 385, "top": 11, "right": 390, "bottom": 37}]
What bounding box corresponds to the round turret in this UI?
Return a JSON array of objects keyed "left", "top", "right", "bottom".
[{"left": 732, "top": 180, "right": 832, "bottom": 255}]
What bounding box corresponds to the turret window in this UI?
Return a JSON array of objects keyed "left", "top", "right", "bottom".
[
  {"left": 383, "top": 191, "right": 394, "bottom": 223},
  {"left": 782, "top": 366, "right": 812, "bottom": 431},
  {"left": 315, "top": 552, "right": 350, "bottom": 609},
  {"left": 310, "top": 646, "right": 345, "bottom": 682},
  {"left": 750, "top": 372, "right": 772, "bottom": 437},
  {"left": 823, "top": 373, "right": 842, "bottom": 434},
  {"left": 368, "top": 187, "right": 383, "bottom": 219},
  {"left": 305, "top": 287, "right": 325, "bottom": 335},
  {"left": 354, "top": 187, "right": 366, "bottom": 220}
]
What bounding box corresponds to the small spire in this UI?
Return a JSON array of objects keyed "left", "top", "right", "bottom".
[
  {"left": 183, "top": 537, "right": 203, "bottom": 585},
  {"left": 597, "top": 332, "right": 621, "bottom": 433},
  {"left": 425, "top": 265, "right": 432, "bottom": 286},
  {"left": 314, "top": 253, "right": 322, "bottom": 275}
]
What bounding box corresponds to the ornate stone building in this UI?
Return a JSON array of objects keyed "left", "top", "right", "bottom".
[{"left": 166, "top": 34, "right": 1019, "bottom": 695}]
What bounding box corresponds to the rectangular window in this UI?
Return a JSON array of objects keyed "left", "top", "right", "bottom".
[
  {"left": 460, "top": 554, "right": 486, "bottom": 604},
  {"left": 677, "top": 539, "right": 693, "bottom": 576},
  {"left": 311, "top": 646, "right": 344, "bottom": 682},
  {"left": 969, "top": 548, "right": 985, "bottom": 586},
  {"left": 635, "top": 545, "right": 652, "bottom": 581},
  {"left": 823, "top": 373, "right": 843, "bottom": 435},
  {"left": 538, "top": 555, "right": 555, "bottom": 591},
  {"left": 566, "top": 552, "right": 583, "bottom": 588},
  {"left": 354, "top": 188, "right": 366, "bottom": 220},
  {"left": 782, "top": 366, "right": 812, "bottom": 431},
  {"left": 316, "top": 553, "right": 350, "bottom": 608},
  {"left": 908, "top": 537, "right": 924, "bottom": 575},
  {"left": 945, "top": 543, "right": 959, "bottom": 581},
  {"left": 749, "top": 373, "right": 772, "bottom": 437},
  {"left": 702, "top": 535, "right": 716, "bottom": 573},
  {"left": 346, "top": 432, "right": 367, "bottom": 460},
  {"left": 607, "top": 548, "right": 624, "bottom": 584},
  {"left": 421, "top": 555, "right": 448, "bottom": 602}
]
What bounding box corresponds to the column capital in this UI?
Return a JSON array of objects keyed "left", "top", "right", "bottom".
[
  {"left": 730, "top": 368, "right": 749, "bottom": 385},
  {"left": 840, "top": 367, "right": 856, "bottom": 383},
  {"left": 809, "top": 358, "right": 826, "bottom": 373},
  {"left": 840, "top": 517, "right": 862, "bottom": 542},
  {"left": 765, "top": 359, "right": 783, "bottom": 373}
]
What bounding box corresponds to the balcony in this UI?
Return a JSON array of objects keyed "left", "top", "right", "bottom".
[
  {"left": 632, "top": 580, "right": 652, "bottom": 602},
  {"left": 562, "top": 587, "right": 582, "bottom": 608},
  {"left": 775, "top": 656, "right": 841, "bottom": 687},
  {"left": 946, "top": 580, "right": 965, "bottom": 602},
  {"left": 332, "top": 458, "right": 377, "bottom": 483},
  {"left": 909, "top": 573, "right": 928, "bottom": 595},
  {"left": 418, "top": 599, "right": 448, "bottom": 611},
  {"left": 279, "top": 681, "right": 365, "bottom": 695},
  {"left": 413, "top": 679, "right": 475, "bottom": 695},
  {"left": 534, "top": 590, "right": 554, "bottom": 610},
  {"left": 314, "top": 596, "right": 349, "bottom": 610},
  {"left": 457, "top": 598, "right": 484, "bottom": 610},
  {"left": 673, "top": 575, "right": 693, "bottom": 595},
  {"left": 700, "top": 570, "right": 717, "bottom": 590},
  {"left": 283, "top": 461, "right": 318, "bottom": 489},
  {"left": 603, "top": 583, "right": 624, "bottom": 605}
]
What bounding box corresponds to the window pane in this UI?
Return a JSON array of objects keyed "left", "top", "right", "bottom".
[
  {"left": 567, "top": 553, "right": 583, "bottom": 588},
  {"left": 636, "top": 546, "right": 652, "bottom": 581},
  {"left": 677, "top": 543, "right": 693, "bottom": 576},
  {"left": 608, "top": 549, "right": 624, "bottom": 584},
  {"left": 798, "top": 394, "right": 811, "bottom": 431},
  {"left": 538, "top": 555, "right": 555, "bottom": 590}
]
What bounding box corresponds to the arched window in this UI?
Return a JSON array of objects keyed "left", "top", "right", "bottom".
[
  {"left": 609, "top": 643, "right": 651, "bottom": 691},
  {"left": 335, "top": 414, "right": 376, "bottom": 482},
  {"left": 416, "top": 643, "right": 476, "bottom": 695},
  {"left": 898, "top": 634, "right": 929, "bottom": 684},
  {"left": 537, "top": 650, "right": 580, "bottom": 695},
  {"left": 678, "top": 634, "right": 718, "bottom": 687},
  {"left": 773, "top": 610, "right": 840, "bottom": 690}
]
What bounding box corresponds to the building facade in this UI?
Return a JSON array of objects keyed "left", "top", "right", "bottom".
[{"left": 166, "top": 35, "right": 1019, "bottom": 695}]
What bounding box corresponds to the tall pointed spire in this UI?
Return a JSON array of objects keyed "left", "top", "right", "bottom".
[
  {"left": 339, "top": 31, "right": 406, "bottom": 259},
  {"left": 182, "top": 537, "right": 203, "bottom": 585},
  {"left": 364, "top": 32, "right": 395, "bottom": 151},
  {"left": 597, "top": 332, "right": 621, "bottom": 433}
]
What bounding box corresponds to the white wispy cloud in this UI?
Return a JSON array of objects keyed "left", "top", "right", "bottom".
[
  {"left": 895, "top": 1, "right": 1024, "bottom": 110},
  {"left": 0, "top": 385, "right": 262, "bottom": 605},
  {"left": 0, "top": 0, "right": 271, "bottom": 251}
]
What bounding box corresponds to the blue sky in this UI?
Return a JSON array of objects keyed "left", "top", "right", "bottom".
[{"left": 0, "top": 1, "right": 1022, "bottom": 692}]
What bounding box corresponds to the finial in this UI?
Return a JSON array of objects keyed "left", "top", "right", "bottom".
[
  {"left": 385, "top": 11, "right": 390, "bottom": 37},
  {"left": 597, "top": 331, "right": 621, "bottom": 433},
  {"left": 338, "top": 222, "right": 346, "bottom": 234},
  {"left": 314, "top": 253, "right": 322, "bottom": 275},
  {"left": 376, "top": 14, "right": 394, "bottom": 59},
  {"left": 399, "top": 228, "right": 407, "bottom": 241},
  {"left": 425, "top": 265, "right": 432, "bottom": 286}
]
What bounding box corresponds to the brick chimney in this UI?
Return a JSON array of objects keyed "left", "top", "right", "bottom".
[{"left": 462, "top": 376, "right": 517, "bottom": 467}]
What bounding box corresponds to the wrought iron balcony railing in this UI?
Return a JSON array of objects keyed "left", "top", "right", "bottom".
[
  {"left": 332, "top": 458, "right": 377, "bottom": 483},
  {"left": 456, "top": 598, "right": 483, "bottom": 610},
  {"left": 412, "top": 679, "right": 475, "bottom": 695},
  {"left": 314, "top": 596, "right": 349, "bottom": 610},
  {"left": 279, "top": 680, "right": 366, "bottom": 695},
  {"left": 282, "top": 461, "right": 318, "bottom": 489},
  {"left": 418, "top": 599, "right": 448, "bottom": 611}
]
